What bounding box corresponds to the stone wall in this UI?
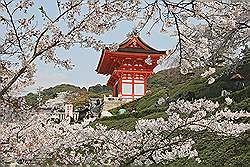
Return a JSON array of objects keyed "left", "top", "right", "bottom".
[{"left": 102, "top": 96, "right": 132, "bottom": 112}]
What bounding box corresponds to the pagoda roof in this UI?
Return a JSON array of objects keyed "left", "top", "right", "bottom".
[
  {"left": 96, "top": 35, "right": 167, "bottom": 75},
  {"left": 119, "top": 35, "right": 165, "bottom": 52},
  {"left": 116, "top": 47, "right": 166, "bottom": 54}
]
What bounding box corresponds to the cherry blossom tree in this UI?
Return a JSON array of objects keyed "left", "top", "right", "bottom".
[
  {"left": 0, "top": 1, "right": 249, "bottom": 165},
  {"left": 0, "top": 0, "right": 249, "bottom": 99},
  {"left": 0, "top": 0, "right": 141, "bottom": 98},
  {"left": 1, "top": 99, "right": 249, "bottom": 166},
  {"left": 134, "top": 0, "right": 249, "bottom": 74}
]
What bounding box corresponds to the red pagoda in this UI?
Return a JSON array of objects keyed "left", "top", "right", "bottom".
[{"left": 96, "top": 34, "right": 167, "bottom": 99}]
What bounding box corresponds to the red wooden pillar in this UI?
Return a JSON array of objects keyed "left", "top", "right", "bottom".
[
  {"left": 119, "top": 78, "right": 122, "bottom": 96},
  {"left": 113, "top": 82, "right": 118, "bottom": 97}
]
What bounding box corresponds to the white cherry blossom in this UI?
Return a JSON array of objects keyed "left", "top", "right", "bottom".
[
  {"left": 1, "top": 99, "right": 249, "bottom": 166},
  {"left": 225, "top": 97, "right": 233, "bottom": 105}
]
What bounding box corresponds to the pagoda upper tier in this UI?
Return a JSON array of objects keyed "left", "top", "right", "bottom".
[{"left": 96, "top": 35, "right": 166, "bottom": 75}]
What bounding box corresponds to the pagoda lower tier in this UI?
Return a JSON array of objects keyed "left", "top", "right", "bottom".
[{"left": 108, "top": 69, "right": 153, "bottom": 99}]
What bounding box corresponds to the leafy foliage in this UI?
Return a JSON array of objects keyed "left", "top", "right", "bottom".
[
  {"left": 147, "top": 67, "right": 203, "bottom": 90},
  {"left": 41, "top": 84, "right": 82, "bottom": 101},
  {"left": 25, "top": 92, "right": 39, "bottom": 107},
  {"left": 25, "top": 83, "right": 112, "bottom": 107},
  {"left": 88, "top": 84, "right": 112, "bottom": 94}
]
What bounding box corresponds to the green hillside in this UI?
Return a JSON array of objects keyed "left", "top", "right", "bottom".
[
  {"left": 95, "top": 62, "right": 250, "bottom": 130},
  {"left": 147, "top": 66, "right": 203, "bottom": 90},
  {"left": 25, "top": 83, "right": 112, "bottom": 108},
  {"left": 91, "top": 60, "right": 250, "bottom": 166}
]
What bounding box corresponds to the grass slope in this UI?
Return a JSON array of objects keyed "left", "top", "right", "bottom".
[{"left": 92, "top": 63, "right": 250, "bottom": 166}]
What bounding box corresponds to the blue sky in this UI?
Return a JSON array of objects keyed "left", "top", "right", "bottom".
[{"left": 2, "top": 1, "right": 177, "bottom": 94}]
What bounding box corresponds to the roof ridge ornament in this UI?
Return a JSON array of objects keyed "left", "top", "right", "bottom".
[{"left": 127, "top": 30, "right": 140, "bottom": 38}]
